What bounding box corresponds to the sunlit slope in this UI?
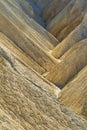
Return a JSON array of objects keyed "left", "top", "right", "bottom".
[
  {"left": 0, "top": 12, "right": 59, "bottom": 74},
  {"left": 52, "top": 13, "right": 87, "bottom": 58},
  {"left": 0, "top": 52, "right": 87, "bottom": 130},
  {"left": 45, "top": 39, "right": 87, "bottom": 86},
  {"left": 59, "top": 66, "right": 87, "bottom": 120},
  {"left": 0, "top": 0, "right": 58, "bottom": 51},
  {"left": 0, "top": 33, "right": 60, "bottom": 98},
  {"left": 47, "top": 0, "right": 87, "bottom": 40},
  {"left": 0, "top": 32, "right": 44, "bottom": 74}
]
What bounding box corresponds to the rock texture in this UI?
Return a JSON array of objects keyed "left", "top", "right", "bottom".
[
  {"left": 52, "top": 13, "right": 87, "bottom": 58},
  {"left": 0, "top": 0, "right": 58, "bottom": 51},
  {"left": 59, "top": 66, "right": 87, "bottom": 120},
  {"left": 0, "top": 1, "right": 60, "bottom": 75},
  {"left": 46, "top": 39, "right": 87, "bottom": 86},
  {"left": 47, "top": 0, "right": 87, "bottom": 40},
  {"left": 0, "top": 0, "right": 87, "bottom": 129},
  {"left": 0, "top": 50, "right": 87, "bottom": 130}
]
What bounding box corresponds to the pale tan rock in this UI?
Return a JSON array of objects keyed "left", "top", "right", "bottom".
[
  {"left": 0, "top": 31, "right": 59, "bottom": 76},
  {"left": 0, "top": 51, "right": 87, "bottom": 130},
  {"left": 52, "top": 13, "right": 87, "bottom": 58},
  {"left": 47, "top": 0, "right": 87, "bottom": 38},
  {"left": 0, "top": 0, "right": 58, "bottom": 51},
  {"left": 59, "top": 66, "right": 87, "bottom": 120},
  {"left": 46, "top": 39, "right": 87, "bottom": 86},
  {"left": 0, "top": 12, "right": 59, "bottom": 74},
  {"left": 0, "top": 1, "right": 87, "bottom": 129},
  {"left": 0, "top": 36, "right": 60, "bottom": 97},
  {"left": 57, "top": 14, "right": 84, "bottom": 41}
]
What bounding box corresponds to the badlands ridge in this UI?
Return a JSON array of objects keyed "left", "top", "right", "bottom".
[{"left": 0, "top": 0, "right": 87, "bottom": 130}]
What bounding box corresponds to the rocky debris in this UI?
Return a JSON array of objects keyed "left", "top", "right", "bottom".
[
  {"left": 45, "top": 39, "right": 87, "bottom": 86},
  {"left": 58, "top": 66, "right": 87, "bottom": 120},
  {"left": 52, "top": 13, "right": 87, "bottom": 58},
  {"left": 0, "top": 52, "right": 87, "bottom": 130},
  {"left": 47, "top": 0, "right": 87, "bottom": 39}
]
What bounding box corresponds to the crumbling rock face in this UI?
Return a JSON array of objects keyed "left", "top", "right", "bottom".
[{"left": 58, "top": 66, "right": 87, "bottom": 120}]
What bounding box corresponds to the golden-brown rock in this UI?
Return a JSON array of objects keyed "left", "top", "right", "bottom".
[
  {"left": 0, "top": 12, "right": 59, "bottom": 74},
  {"left": 52, "top": 13, "right": 87, "bottom": 58},
  {"left": 59, "top": 66, "right": 87, "bottom": 120},
  {"left": 0, "top": 0, "right": 58, "bottom": 51},
  {"left": 47, "top": 0, "right": 87, "bottom": 39},
  {"left": 0, "top": 50, "right": 87, "bottom": 130},
  {"left": 46, "top": 39, "right": 87, "bottom": 86},
  {"left": 0, "top": 1, "right": 87, "bottom": 129}
]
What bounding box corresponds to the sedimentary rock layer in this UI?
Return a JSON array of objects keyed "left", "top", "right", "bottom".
[
  {"left": 52, "top": 13, "right": 87, "bottom": 58},
  {"left": 59, "top": 66, "right": 87, "bottom": 120},
  {"left": 0, "top": 51, "right": 87, "bottom": 130},
  {"left": 46, "top": 39, "right": 87, "bottom": 86},
  {"left": 47, "top": 0, "right": 87, "bottom": 39},
  {"left": 0, "top": 0, "right": 58, "bottom": 51}
]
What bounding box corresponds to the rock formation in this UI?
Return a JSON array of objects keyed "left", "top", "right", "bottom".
[
  {"left": 0, "top": 0, "right": 87, "bottom": 129},
  {"left": 52, "top": 13, "right": 87, "bottom": 58},
  {"left": 45, "top": 39, "right": 87, "bottom": 86},
  {"left": 0, "top": 48, "right": 87, "bottom": 130},
  {"left": 47, "top": 0, "right": 87, "bottom": 39},
  {"left": 59, "top": 66, "right": 87, "bottom": 120},
  {"left": 0, "top": 0, "right": 58, "bottom": 51},
  {"left": 0, "top": 1, "right": 59, "bottom": 75}
]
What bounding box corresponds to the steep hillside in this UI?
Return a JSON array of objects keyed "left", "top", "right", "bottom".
[
  {"left": 52, "top": 13, "right": 87, "bottom": 58},
  {"left": 0, "top": 51, "right": 87, "bottom": 130},
  {"left": 47, "top": 0, "right": 87, "bottom": 39},
  {"left": 0, "top": 0, "right": 87, "bottom": 129},
  {"left": 46, "top": 39, "right": 87, "bottom": 86},
  {"left": 0, "top": 0, "right": 58, "bottom": 51},
  {"left": 59, "top": 66, "right": 87, "bottom": 120},
  {"left": 0, "top": 9, "right": 59, "bottom": 75}
]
